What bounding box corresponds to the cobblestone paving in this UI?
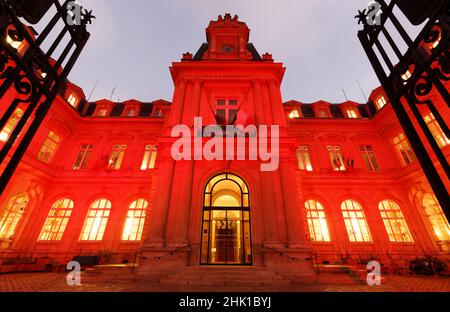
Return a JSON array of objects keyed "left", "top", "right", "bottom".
[{"left": 0, "top": 272, "right": 449, "bottom": 292}]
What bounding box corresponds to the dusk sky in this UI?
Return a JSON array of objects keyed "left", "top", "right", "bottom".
[{"left": 59, "top": 0, "right": 416, "bottom": 104}]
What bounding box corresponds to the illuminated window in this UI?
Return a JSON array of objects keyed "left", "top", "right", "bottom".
[
  {"left": 0, "top": 193, "right": 29, "bottom": 240},
  {"left": 379, "top": 200, "right": 413, "bottom": 243},
  {"left": 152, "top": 108, "right": 164, "bottom": 117},
  {"left": 73, "top": 144, "right": 94, "bottom": 170},
  {"left": 296, "top": 146, "right": 313, "bottom": 171},
  {"left": 424, "top": 113, "right": 449, "bottom": 148},
  {"left": 327, "top": 145, "right": 346, "bottom": 171},
  {"left": 96, "top": 108, "right": 108, "bottom": 117},
  {"left": 79, "top": 198, "right": 111, "bottom": 241},
  {"left": 392, "top": 133, "right": 416, "bottom": 165},
  {"left": 38, "top": 198, "right": 73, "bottom": 241},
  {"left": 108, "top": 144, "right": 126, "bottom": 170},
  {"left": 376, "top": 96, "right": 387, "bottom": 110},
  {"left": 359, "top": 145, "right": 380, "bottom": 172},
  {"left": 140, "top": 145, "right": 157, "bottom": 170},
  {"left": 126, "top": 109, "right": 137, "bottom": 117},
  {"left": 317, "top": 109, "right": 329, "bottom": 118},
  {"left": 216, "top": 99, "right": 238, "bottom": 125},
  {"left": 341, "top": 200, "right": 372, "bottom": 242},
  {"left": 6, "top": 29, "right": 23, "bottom": 50},
  {"left": 422, "top": 194, "right": 450, "bottom": 242},
  {"left": 67, "top": 94, "right": 79, "bottom": 108},
  {"left": 289, "top": 109, "right": 300, "bottom": 119},
  {"left": 122, "top": 199, "right": 148, "bottom": 241},
  {"left": 0, "top": 107, "right": 24, "bottom": 142},
  {"left": 305, "top": 200, "right": 331, "bottom": 242},
  {"left": 346, "top": 109, "right": 358, "bottom": 118},
  {"left": 37, "top": 131, "right": 60, "bottom": 163},
  {"left": 401, "top": 69, "right": 412, "bottom": 82}
]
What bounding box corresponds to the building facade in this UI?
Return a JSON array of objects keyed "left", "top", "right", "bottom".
[{"left": 0, "top": 14, "right": 449, "bottom": 276}]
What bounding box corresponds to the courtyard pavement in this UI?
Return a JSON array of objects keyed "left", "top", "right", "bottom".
[{"left": 0, "top": 271, "right": 449, "bottom": 292}]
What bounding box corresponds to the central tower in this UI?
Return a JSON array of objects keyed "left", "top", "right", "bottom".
[{"left": 138, "top": 14, "right": 313, "bottom": 277}]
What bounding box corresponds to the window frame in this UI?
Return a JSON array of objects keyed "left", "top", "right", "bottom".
[
  {"left": 37, "top": 130, "right": 61, "bottom": 163},
  {"left": 38, "top": 198, "right": 74, "bottom": 241},
  {"left": 79, "top": 198, "right": 112, "bottom": 241},
  {"left": 108, "top": 144, "right": 127, "bottom": 170},
  {"left": 341, "top": 199, "right": 372, "bottom": 243},
  {"left": 327, "top": 145, "right": 346, "bottom": 171},
  {"left": 121, "top": 198, "right": 148, "bottom": 241},
  {"left": 305, "top": 200, "right": 331, "bottom": 242},
  {"left": 296, "top": 145, "right": 313, "bottom": 171},
  {"left": 359, "top": 144, "right": 381, "bottom": 172},
  {"left": 378, "top": 200, "right": 414, "bottom": 243}
]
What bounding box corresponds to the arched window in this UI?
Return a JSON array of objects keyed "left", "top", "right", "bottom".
[
  {"left": 79, "top": 198, "right": 111, "bottom": 241},
  {"left": 422, "top": 194, "right": 450, "bottom": 242},
  {"left": 38, "top": 198, "right": 74, "bottom": 241},
  {"left": 378, "top": 200, "right": 413, "bottom": 243},
  {"left": 122, "top": 199, "right": 148, "bottom": 241},
  {"left": 305, "top": 200, "right": 331, "bottom": 242},
  {"left": 0, "top": 193, "right": 29, "bottom": 240},
  {"left": 341, "top": 200, "right": 372, "bottom": 242}
]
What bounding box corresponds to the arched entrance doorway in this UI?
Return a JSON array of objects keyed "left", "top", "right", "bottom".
[{"left": 200, "top": 173, "right": 252, "bottom": 265}]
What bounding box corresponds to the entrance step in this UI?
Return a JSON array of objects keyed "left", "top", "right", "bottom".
[{"left": 159, "top": 266, "right": 304, "bottom": 286}]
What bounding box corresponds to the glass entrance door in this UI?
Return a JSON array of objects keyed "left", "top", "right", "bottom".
[{"left": 200, "top": 173, "right": 252, "bottom": 265}]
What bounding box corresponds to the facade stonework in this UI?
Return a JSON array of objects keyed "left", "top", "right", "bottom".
[{"left": 0, "top": 14, "right": 449, "bottom": 277}]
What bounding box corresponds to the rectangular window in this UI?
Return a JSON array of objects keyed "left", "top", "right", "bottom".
[
  {"left": 359, "top": 145, "right": 380, "bottom": 172},
  {"left": 73, "top": 144, "right": 94, "bottom": 170},
  {"left": 108, "top": 144, "right": 126, "bottom": 170},
  {"left": 424, "top": 113, "right": 449, "bottom": 148},
  {"left": 67, "top": 94, "right": 79, "bottom": 108},
  {"left": 327, "top": 145, "right": 346, "bottom": 171},
  {"left": 376, "top": 96, "right": 387, "bottom": 110},
  {"left": 393, "top": 133, "right": 416, "bottom": 165},
  {"left": 0, "top": 107, "right": 24, "bottom": 142},
  {"left": 140, "top": 145, "right": 158, "bottom": 170},
  {"left": 216, "top": 99, "right": 238, "bottom": 125},
  {"left": 296, "top": 146, "right": 313, "bottom": 171},
  {"left": 37, "top": 131, "right": 60, "bottom": 163}
]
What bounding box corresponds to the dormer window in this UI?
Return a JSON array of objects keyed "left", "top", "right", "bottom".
[
  {"left": 317, "top": 109, "right": 329, "bottom": 118},
  {"left": 0, "top": 107, "right": 23, "bottom": 142},
  {"left": 126, "top": 109, "right": 137, "bottom": 117},
  {"left": 6, "top": 28, "right": 24, "bottom": 50},
  {"left": 96, "top": 108, "right": 108, "bottom": 117},
  {"left": 289, "top": 109, "right": 300, "bottom": 119},
  {"left": 346, "top": 109, "right": 358, "bottom": 119},
  {"left": 401, "top": 69, "right": 412, "bottom": 83},
  {"left": 67, "top": 94, "right": 79, "bottom": 108},
  {"left": 152, "top": 108, "right": 164, "bottom": 117},
  {"left": 376, "top": 96, "right": 387, "bottom": 110}
]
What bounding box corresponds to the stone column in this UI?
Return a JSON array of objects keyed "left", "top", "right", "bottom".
[
  {"left": 253, "top": 80, "right": 266, "bottom": 125},
  {"left": 142, "top": 146, "right": 175, "bottom": 247},
  {"left": 142, "top": 79, "right": 187, "bottom": 247},
  {"left": 269, "top": 79, "right": 286, "bottom": 127},
  {"left": 279, "top": 154, "right": 309, "bottom": 248},
  {"left": 167, "top": 80, "right": 202, "bottom": 244}
]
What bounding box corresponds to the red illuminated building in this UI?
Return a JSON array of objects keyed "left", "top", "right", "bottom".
[{"left": 0, "top": 14, "right": 449, "bottom": 279}]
